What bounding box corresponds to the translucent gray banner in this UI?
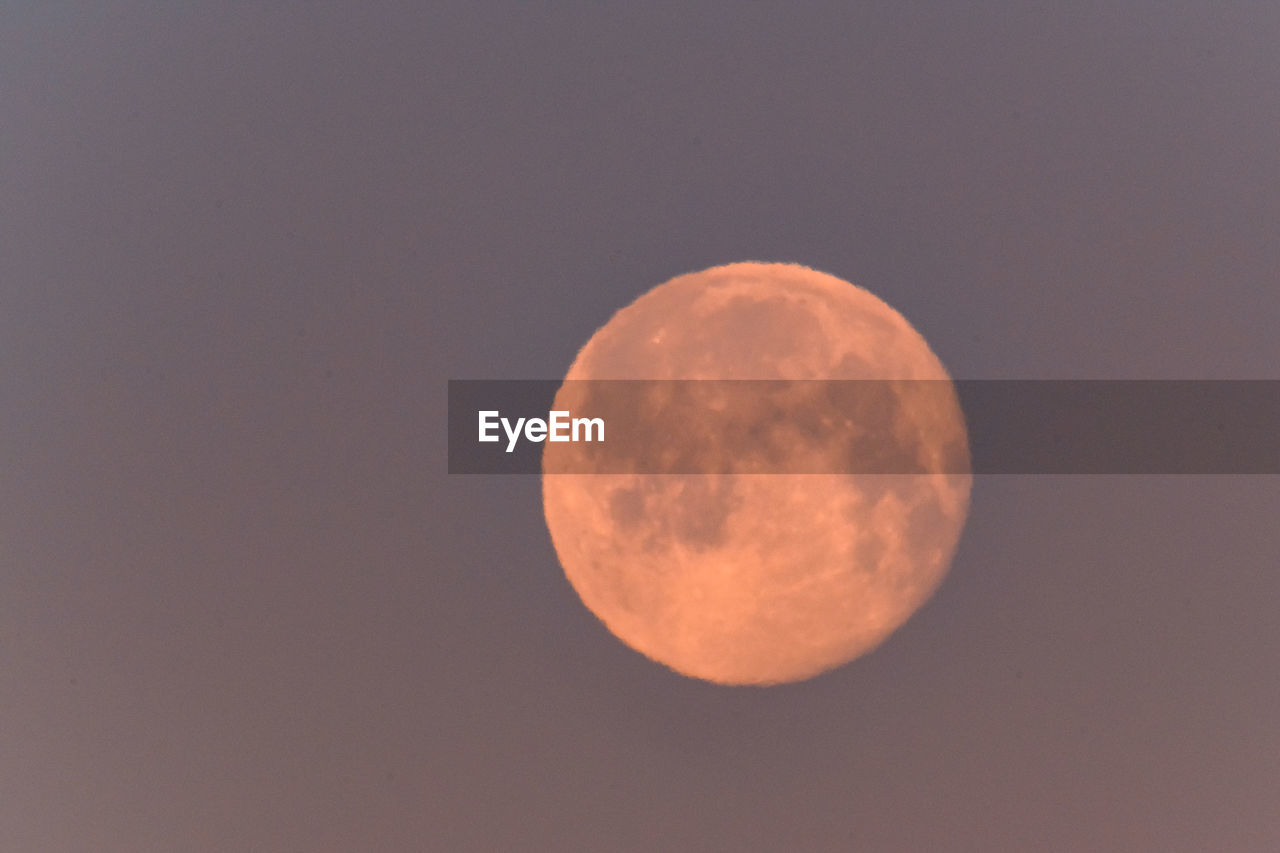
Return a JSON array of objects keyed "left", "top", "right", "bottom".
[{"left": 448, "top": 380, "right": 1280, "bottom": 474}]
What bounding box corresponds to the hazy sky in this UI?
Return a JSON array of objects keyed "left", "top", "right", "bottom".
[{"left": 3, "top": 4, "right": 1278, "bottom": 851}]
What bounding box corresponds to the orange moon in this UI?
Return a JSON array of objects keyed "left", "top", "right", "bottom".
[{"left": 542, "top": 262, "right": 971, "bottom": 685}]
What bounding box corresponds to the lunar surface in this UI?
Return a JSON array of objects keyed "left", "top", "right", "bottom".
[{"left": 542, "top": 262, "right": 971, "bottom": 685}]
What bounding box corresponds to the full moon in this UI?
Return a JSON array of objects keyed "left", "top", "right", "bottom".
[{"left": 542, "top": 262, "right": 971, "bottom": 685}]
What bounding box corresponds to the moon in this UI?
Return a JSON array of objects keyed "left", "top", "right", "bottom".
[{"left": 542, "top": 262, "right": 971, "bottom": 685}]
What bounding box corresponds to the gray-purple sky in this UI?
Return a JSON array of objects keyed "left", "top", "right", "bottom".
[{"left": 3, "top": 3, "right": 1278, "bottom": 850}]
